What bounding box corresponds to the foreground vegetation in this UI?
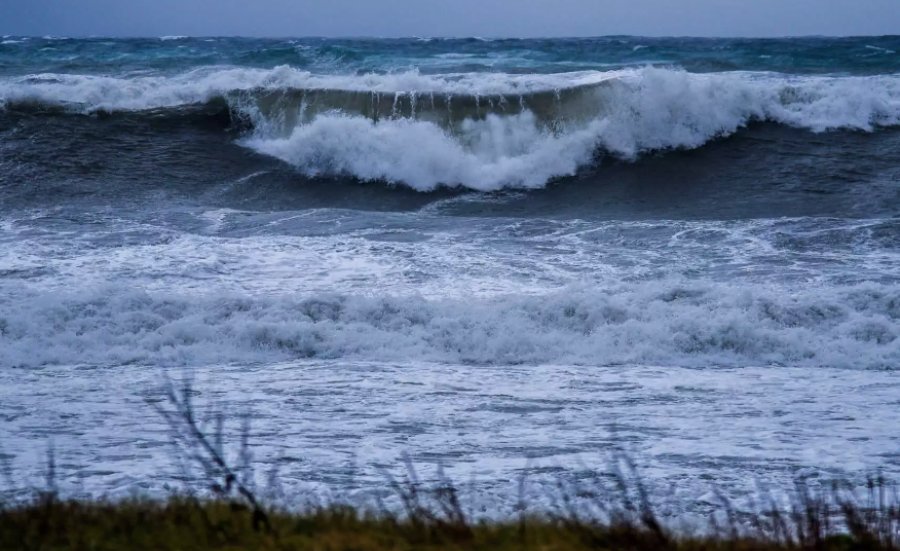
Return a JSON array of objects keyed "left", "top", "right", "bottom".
[
  {"left": 2, "top": 491, "right": 898, "bottom": 551},
  {"left": 1, "top": 380, "right": 897, "bottom": 550}
]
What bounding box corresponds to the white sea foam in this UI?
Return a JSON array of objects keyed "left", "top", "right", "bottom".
[
  {"left": 241, "top": 69, "right": 900, "bottom": 190},
  {"left": 1, "top": 67, "right": 899, "bottom": 189},
  {"left": 865, "top": 44, "right": 896, "bottom": 54},
  {"left": 241, "top": 112, "right": 603, "bottom": 190},
  {"left": 1, "top": 278, "right": 897, "bottom": 369}
]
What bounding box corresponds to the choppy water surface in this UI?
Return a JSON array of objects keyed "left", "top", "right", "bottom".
[{"left": 1, "top": 36, "right": 898, "bottom": 516}]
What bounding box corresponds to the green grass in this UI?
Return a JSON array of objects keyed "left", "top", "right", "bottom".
[{"left": 0, "top": 493, "right": 895, "bottom": 551}]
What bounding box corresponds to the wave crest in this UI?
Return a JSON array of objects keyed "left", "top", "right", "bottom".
[
  {"left": 239, "top": 68, "right": 900, "bottom": 190},
  {"left": 2, "top": 66, "right": 899, "bottom": 189},
  {"left": 2, "top": 280, "right": 897, "bottom": 369}
]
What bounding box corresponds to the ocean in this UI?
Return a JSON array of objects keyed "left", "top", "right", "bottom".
[{"left": 0, "top": 36, "right": 898, "bottom": 516}]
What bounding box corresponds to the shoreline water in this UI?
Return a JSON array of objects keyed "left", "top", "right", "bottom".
[{"left": 2, "top": 380, "right": 897, "bottom": 549}]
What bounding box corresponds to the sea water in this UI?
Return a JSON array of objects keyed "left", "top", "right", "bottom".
[{"left": 1, "top": 36, "right": 898, "bottom": 517}]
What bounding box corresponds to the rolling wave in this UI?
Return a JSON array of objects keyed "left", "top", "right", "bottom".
[
  {"left": 2, "top": 279, "right": 897, "bottom": 369},
  {"left": 2, "top": 66, "right": 899, "bottom": 190}
]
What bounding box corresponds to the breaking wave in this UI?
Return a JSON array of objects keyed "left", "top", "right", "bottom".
[
  {"left": 2, "top": 66, "right": 899, "bottom": 190},
  {"left": 1, "top": 279, "right": 897, "bottom": 369}
]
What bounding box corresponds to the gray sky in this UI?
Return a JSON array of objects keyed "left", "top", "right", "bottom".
[{"left": 3, "top": 0, "right": 899, "bottom": 38}]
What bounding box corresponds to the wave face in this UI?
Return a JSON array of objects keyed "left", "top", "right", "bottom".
[{"left": 2, "top": 66, "right": 899, "bottom": 190}]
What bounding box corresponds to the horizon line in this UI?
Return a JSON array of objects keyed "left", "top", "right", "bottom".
[{"left": 5, "top": 33, "right": 900, "bottom": 41}]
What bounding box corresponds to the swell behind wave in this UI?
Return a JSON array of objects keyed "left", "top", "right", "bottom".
[{"left": 2, "top": 66, "right": 899, "bottom": 190}]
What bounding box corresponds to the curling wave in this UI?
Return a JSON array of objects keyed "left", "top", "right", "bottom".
[{"left": 2, "top": 66, "right": 899, "bottom": 190}]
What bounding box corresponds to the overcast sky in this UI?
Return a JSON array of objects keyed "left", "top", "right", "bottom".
[{"left": 3, "top": 0, "right": 899, "bottom": 38}]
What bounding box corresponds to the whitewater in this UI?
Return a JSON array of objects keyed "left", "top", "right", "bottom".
[
  {"left": 1, "top": 36, "right": 899, "bottom": 517},
  {"left": 3, "top": 66, "right": 900, "bottom": 189}
]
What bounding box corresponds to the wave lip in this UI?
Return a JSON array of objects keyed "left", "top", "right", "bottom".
[{"left": 0, "top": 66, "right": 616, "bottom": 114}]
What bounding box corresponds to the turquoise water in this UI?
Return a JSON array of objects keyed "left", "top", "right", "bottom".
[{"left": 2, "top": 35, "right": 899, "bottom": 76}]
